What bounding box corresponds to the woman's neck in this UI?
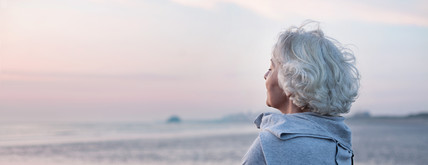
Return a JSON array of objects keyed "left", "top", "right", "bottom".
[{"left": 278, "top": 100, "right": 307, "bottom": 114}]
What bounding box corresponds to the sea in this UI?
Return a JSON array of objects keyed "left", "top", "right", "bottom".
[{"left": 1, "top": 117, "right": 427, "bottom": 165}]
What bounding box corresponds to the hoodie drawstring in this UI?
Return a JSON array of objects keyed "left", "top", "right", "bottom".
[{"left": 335, "top": 141, "right": 339, "bottom": 165}]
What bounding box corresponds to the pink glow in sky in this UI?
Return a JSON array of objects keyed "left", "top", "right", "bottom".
[{"left": 1, "top": 0, "right": 428, "bottom": 121}]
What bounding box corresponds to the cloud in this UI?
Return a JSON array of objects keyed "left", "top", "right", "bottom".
[{"left": 170, "top": 0, "right": 428, "bottom": 27}]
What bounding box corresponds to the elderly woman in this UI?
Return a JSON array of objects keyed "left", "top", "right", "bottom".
[{"left": 242, "top": 22, "right": 359, "bottom": 165}]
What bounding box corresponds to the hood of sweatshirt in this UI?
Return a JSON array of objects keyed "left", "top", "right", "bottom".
[
  {"left": 254, "top": 112, "right": 352, "bottom": 150},
  {"left": 254, "top": 112, "right": 354, "bottom": 165}
]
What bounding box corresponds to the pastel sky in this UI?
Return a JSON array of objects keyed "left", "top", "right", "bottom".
[{"left": 1, "top": 0, "right": 428, "bottom": 121}]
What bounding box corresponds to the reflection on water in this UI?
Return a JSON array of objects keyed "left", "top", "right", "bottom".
[
  {"left": 1, "top": 118, "right": 427, "bottom": 165},
  {"left": 1, "top": 133, "right": 257, "bottom": 165},
  {"left": 0, "top": 121, "right": 257, "bottom": 165}
]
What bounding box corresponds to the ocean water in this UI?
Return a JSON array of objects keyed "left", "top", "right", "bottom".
[
  {"left": 1, "top": 118, "right": 427, "bottom": 165},
  {"left": 347, "top": 118, "right": 428, "bottom": 165}
]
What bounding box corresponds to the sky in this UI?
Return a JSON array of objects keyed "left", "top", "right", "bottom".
[{"left": 1, "top": 0, "right": 427, "bottom": 122}]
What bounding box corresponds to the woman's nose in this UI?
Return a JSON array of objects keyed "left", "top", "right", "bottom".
[{"left": 264, "top": 71, "right": 268, "bottom": 80}]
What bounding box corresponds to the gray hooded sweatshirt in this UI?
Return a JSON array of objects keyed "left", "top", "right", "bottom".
[{"left": 242, "top": 112, "right": 353, "bottom": 165}]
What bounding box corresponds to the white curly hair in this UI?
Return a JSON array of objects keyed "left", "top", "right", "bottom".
[{"left": 272, "top": 21, "right": 360, "bottom": 116}]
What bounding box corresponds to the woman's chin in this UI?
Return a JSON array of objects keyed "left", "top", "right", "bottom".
[{"left": 266, "top": 100, "right": 271, "bottom": 107}]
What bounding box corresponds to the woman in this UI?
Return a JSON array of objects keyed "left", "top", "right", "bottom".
[{"left": 242, "top": 22, "right": 359, "bottom": 165}]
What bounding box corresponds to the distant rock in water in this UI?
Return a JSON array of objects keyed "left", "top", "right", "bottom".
[
  {"left": 407, "top": 112, "right": 428, "bottom": 119},
  {"left": 219, "top": 112, "right": 255, "bottom": 123},
  {"left": 167, "top": 115, "right": 181, "bottom": 123},
  {"left": 350, "top": 111, "right": 371, "bottom": 119}
]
